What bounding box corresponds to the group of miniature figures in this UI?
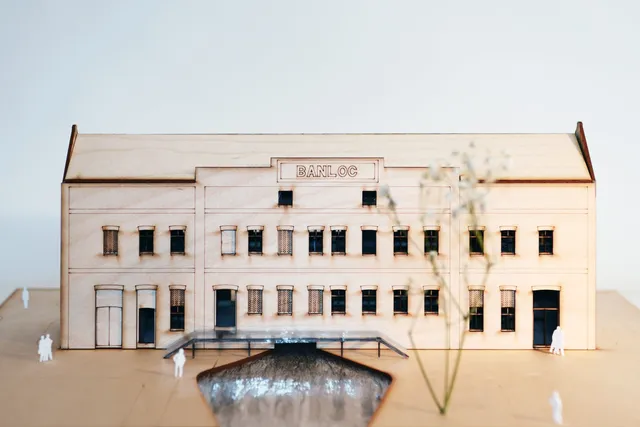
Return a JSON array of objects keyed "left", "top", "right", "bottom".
[{"left": 38, "top": 334, "right": 54, "bottom": 362}]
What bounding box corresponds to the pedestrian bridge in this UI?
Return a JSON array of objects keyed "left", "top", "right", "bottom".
[{"left": 163, "top": 329, "right": 409, "bottom": 359}]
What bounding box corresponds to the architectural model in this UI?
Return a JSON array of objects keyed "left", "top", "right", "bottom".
[{"left": 59, "top": 123, "right": 596, "bottom": 351}]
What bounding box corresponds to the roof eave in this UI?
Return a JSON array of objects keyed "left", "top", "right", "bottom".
[
  {"left": 575, "top": 122, "right": 596, "bottom": 183},
  {"left": 62, "top": 124, "right": 78, "bottom": 183}
]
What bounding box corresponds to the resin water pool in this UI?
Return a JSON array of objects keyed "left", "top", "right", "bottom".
[{"left": 197, "top": 343, "right": 392, "bottom": 427}]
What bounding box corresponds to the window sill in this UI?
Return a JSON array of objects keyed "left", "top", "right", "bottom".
[
  {"left": 362, "top": 312, "right": 377, "bottom": 316},
  {"left": 501, "top": 253, "right": 516, "bottom": 256},
  {"left": 308, "top": 312, "right": 323, "bottom": 316},
  {"left": 393, "top": 252, "right": 409, "bottom": 256},
  {"left": 539, "top": 253, "right": 554, "bottom": 256},
  {"left": 103, "top": 253, "right": 118, "bottom": 256},
  {"left": 170, "top": 252, "right": 186, "bottom": 256},
  {"left": 277, "top": 204, "right": 293, "bottom": 208},
  {"left": 362, "top": 253, "right": 377, "bottom": 257},
  {"left": 139, "top": 252, "right": 155, "bottom": 256},
  {"left": 247, "top": 312, "right": 263, "bottom": 316},
  {"left": 248, "top": 252, "right": 263, "bottom": 256},
  {"left": 469, "top": 253, "right": 484, "bottom": 257},
  {"left": 169, "top": 329, "right": 185, "bottom": 332},
  {"left": 331, "top": 312, "right": 346, "bottom": 316},
  {"left": 500, "top": 329, "right": 516, "bottom": 333},
  {"left": 309, "top": 252, "right": 324, "bottom": 256},
  {"left": 332, "top": 252, "right": 346, "bottom": 256},
  {"left": 393, "top": 312, "right": 409, "bottom": 316},
  {"left": 277, "top": 313, "right": 293, "bottom": 316},
  {"left": 469, "top": 329, "right": 484, "bottom": 332},
  {"left": 277, "top": 253, "right": 293, "bottom": 256},
  {"left": 221, "top": 253, "right": 237, "bottom": 256},
  {"left": 362, "top": 204, "right": 377, "bottom": 207},
  {"left": 424, "top": 312, "right": 439, "bottom": 316}
]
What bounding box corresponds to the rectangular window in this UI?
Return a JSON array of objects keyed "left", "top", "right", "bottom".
[
  {"left": 277, "top": 227, "right": 293, "bottom": 255},
  {"left": 308, "top": 289, "right": 323, "bottom": 315},
  {"left": 139, "top": 229, "right": 154, "bottom": 255},
  {"left": 501, "top": 289, "right": 516, "bottom": 332},
  {"left": 362, "top": 229, "right": 377, "bottom": 255},
  {"left": 469, "top": 289, "right": 484, "bottom": 332},
  {"left": 247, "top": 289, "right": 263, "bottom": 315},
  {"left": 362, "top": 190, "right": 377, "bottom": 206},
  {"left": 278, "top": 190, "right": 293, "bottom": 206},
  {"left": 362, "top": 289, "right": 377, "bottom": 314},
  {"left": 424, "top": 230, "right": 439, "bottom": 254},
  {"left": 393, "top": 289, "right": 408, "bottom": 314},
  {"left": 221, "top": 228, "right": 237, "bottom": 255},
  {"left": 469, "top": 229, "right": 484, "bottom": 255},
  {"left": 501, "top": 230, "right": 516, "bottom": 255},
  {"left": 277, "top": 289, "right": 293, "bottom": 315},
  {"left": 331, "top": 289, "right": 346, "bottom": 314},
  {"left": 170, "top": 229, "right": 186, "bottom": 255},
  {"left": 102, "top": 227, "right": 119, "bottom": 256},
  {"left": 248, "top": 229, "right": 263, "bottom": 254},
  {"left": 393, "top": 229, "right": 409, "bottom": 255},
  {"left": 424, "top": 289, "right": 439, "bottom": 315},
  {"left": 308, "top": 230, "right": 323, "bottom": 254},
  {"left": 539, "top": 230, "right": 554, "bottom": 255},
  {"left": 331, "top": 228, "right": 346, "bottom": 255},
  {"left": 169, "top": 288, "right": 185, "bottom": 331}
]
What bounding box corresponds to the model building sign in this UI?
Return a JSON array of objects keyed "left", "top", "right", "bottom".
[{"left": 278, "top": 160, "right": 378, "bottom": 182}]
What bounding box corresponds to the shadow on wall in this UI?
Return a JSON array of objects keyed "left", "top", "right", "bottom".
[
  {"left": 197, "top": 343, "right": 392, "bottom": 427},
  {"left": 0, "top": 216, "right": 60, "bottom": 304}
]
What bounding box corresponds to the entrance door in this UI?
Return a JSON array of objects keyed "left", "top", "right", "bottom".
[
  {"left": 96, "top": 306, "right": 123, "bottom": 348},
  {"left": 138, "top": 308, "right": 156, "bottom": 344},
  {"left": 216, "top": 289, "right": 237, "bottom": 328},
  {"left": 533, "top": 290, "right": 560, "bottom": 347}
]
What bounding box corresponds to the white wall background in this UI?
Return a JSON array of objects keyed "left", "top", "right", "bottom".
[{"left": 0, "top": 0, "right": 637, "bottom": 305}]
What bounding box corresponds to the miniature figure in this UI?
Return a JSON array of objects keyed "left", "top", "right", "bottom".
[
  {"left": 173, "top": 348, "right": 186, "bottom": 377},
  {"left": 44, "top": 334, "right": 53, "bottom": 361},
  {"left": 37, "top": 335, "right": 46, "bottom": 362},
  {"left": 22, "top": 287, "right": 29, "bottom": 309},
  {"left": 549, "top": 390, "right": 563, "bottom": 424},
  {"left": 549, "top": 326, "right": 565, "bottom": 356}
]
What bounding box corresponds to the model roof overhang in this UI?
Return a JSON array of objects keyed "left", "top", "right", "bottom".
[{"left": 62, "top": 122, "right": 595, "bottom": 184}]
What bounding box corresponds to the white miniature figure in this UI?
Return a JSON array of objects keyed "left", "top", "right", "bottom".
[
  {"left": 44, "top": 334, "right": 53, "bottom": 361},
  {"left": 549, "top": 390, "right": 563, "bottom": 425},
  {"left": 549, "top": 326, "right": 565, "bottom": 356},
  {"left": 37, "top": 335, "right": 46, "bottom": 362},
  {"left": 22, "top": 287, "right": 29, "bottom": 309},
  {"left": 173, "top": 348, "right": 186, "bottom": 378}
]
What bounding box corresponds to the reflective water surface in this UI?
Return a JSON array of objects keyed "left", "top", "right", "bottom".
[{"left": 197, "top": 344, "right": 392, "bottom": 427}]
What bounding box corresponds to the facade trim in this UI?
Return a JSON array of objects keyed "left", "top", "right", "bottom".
[
  {"left": 277, "top": 285, "right": 294, "bottom": 291},
  {"left": 499, "top": 285, "right": 517, "bottom": 291},
  {"left": 360, "top": 285, "right": 378, "bottom": 291},
  {"left": 361, "top": 225, "right": 378, "bottom": 231},
  {"left": 307, "top": 285, "right": 324, "bottom": 291},
  {"left": 138, "top": 225, "right": 155, "bottom": 231},
  {"left": 247, "top": 225, "right": 264, "bottom": 231},
  {"left": 94, "top": 285, "right": 124, "bottom": 291},
  {"left": 468, "top": 285, "right": 486, "bottom": 291},
  {"left": 422, "top": 285, "right": 440, "bottom": 290},
  {"left": 423, "top": 225, "right": 440, "bottom": 231},
  {"left": 169, "top": 285, "right": 186, "bottom": 290},
  {"left": 246, "top": 285, "right": 264, "bottom": 290},
  {"left": 102, "top": 225, "right": 119, "bottom": 231},
  {"left": 468, "top": 226, "right": 486, "bottom": 231},
  {"left": 499, "top": 226, "right": 517, "bottom": 231},
  {"left": 392, "top": 225, "right": 409, "bottom": 231},
  {"left": 307, "top": 225, "right": 325, "bottom": 231},
  {"left": 532, "top": 285, "right": 562, "bottom": 291},
  {"left": 330, "top": 285, "right": 347, "bottom": 290},
  {"left": 220, "top": 225, "right": 237, "bottom": 231},
  {"left": 213, "top": 285, "right": 239, "bottom": 291},
  {"left": 135, "top": 285, "right": 158, "bottom": 291},
  {"left": 277, "top": 225, "right": 294, "bottom": 231},
  {"left": 392, "top": 285, "right": 409, "bottom": 290},
  {"left": 537, "top": 226, "right": 555, "bottom": 231},
  {"left": 330, "top": 225, "right": 347, "bottom": 231},
  {"left": 169, "top": 225, "right": 187, "bottom": 231}
]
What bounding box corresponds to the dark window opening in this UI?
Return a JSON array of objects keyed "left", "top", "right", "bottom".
[
  {"left": 500, "top": 230, "right": 516, "bottom": 255},
  {"left": 393, "top": 289, "right": 408, "bottom": 314},
  {"left": 331, "top": 289, "right": 346, "bottom": 314},
  {"left": 331, "top": 229, "right": 346, "bottom": 254},
  {"left": 469, "top": 230, "right": 484, "bottom": 255},
  {"left": 309, "top": 230, "right": 323, "bottom": 254},
  {"left": 424, "top": 230, "right": 439, "bottom": 254},
  {"left": 539, "top": 230, "right": 554, "bottom": 255},
  {"left": 278, "top": 190, "right": 293, "bottom": 206},
  {"left": 362, "top": 289, "right": 377, "bottom": 314},
  {"left": 501, "top": 289, "right": 516, "bottom": 331},
  {"left": 139, "top": 230, "right": 154, "bottom": 255},
  {"left": 362, "top": 190, "right": 377, "bottom": 206},
  {"left": 362, "top": 229, "right": 377, "bottom": 255},
  {"left": 248, "top": 230, "right": 263, "bottom": 254},
  {"left": 169, "top": 289, "right": 185, "bottom": 331},
  {"left": 393, "top": 230, "right": 409, "bottom": 255},
  {"left": 170, "top": 229, "right": 186, "bottom": 255},
  {"left": 424, "top": 289, "right": 439, "bottom": 315}
]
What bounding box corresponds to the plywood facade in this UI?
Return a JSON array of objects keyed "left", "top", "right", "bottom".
[{"left": 60, "top": 123, "right": 596, "bottom": 350}]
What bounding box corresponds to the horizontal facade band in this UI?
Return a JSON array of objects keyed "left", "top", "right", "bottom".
[
  {"left": 246, "top": 285, "right": 264, "bottom": 290},
  {"left": 213, "top": 285, "right": 239, "bottom": 291},
  {"left": 135, "top": 285, "right": 158, "bottom": 290},
  {"left": 276, "top": 285, "right": 294, "bottom": 291},
  {"left": 94, "top": 285, "right": 124, "bottom": 291},
  {"left": 169, "top": 225, "right": 187, "bottom": 231},
  {"left": 70, "top": 210, "right": 196, "bottom": 214},
  {"left": 168, "top": 285, "right": 186, "bottom": 290},
  {"left": 307, "top": 285, "right": 324, "bottom": 290}
]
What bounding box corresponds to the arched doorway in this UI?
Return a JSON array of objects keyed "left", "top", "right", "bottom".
[{"left": 533, "top": 290, "right": 560, "bottom": 347}]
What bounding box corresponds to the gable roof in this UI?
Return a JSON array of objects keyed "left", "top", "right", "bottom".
[{"left": 62, "top": 122, "right": 595, "bottom": 183}]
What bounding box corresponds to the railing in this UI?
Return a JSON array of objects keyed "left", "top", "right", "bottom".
[{"left": 163, "top": 329, "right": 409, "bottom": 359}]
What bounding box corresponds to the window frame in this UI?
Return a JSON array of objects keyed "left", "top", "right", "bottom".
[
  {"left": 248, "top": 228, "right": 263, "bottom": 255},
  {"left": 276, "top": 286, "right": 293, "bottom": 316},
  {"left": 169, "top": 287, "right": 186, "bottom": 331},
  {"left": 247, "top": 286, "right": 263, "bottom": 315},
  {"left": 361, "top": 288, "right": 377, "bottom": 315},
  {"left": 500, "top": 288, "right": 516, "bottom": 332},
  {"left": 361, "top": 228, "right": 377, "bottom": 256},
  {"left": 277, "top": 226, "right": 294, "bottom": 256},
  {"left": 500, "top": 229, "right": 516, "bottom": 255},
  {"left": 362, "top": 190, "right": 377, "bottom": 206},
  {"left": 307, "top": 287, "right": 324, "bottom": 315},
  {"left": 423, "top": 289, "right": 439, "bottom": 315},
  {"left": 423, "top": 229, "right": 439, "bottom": 255},
  {"left": 538, "top": 229, "right": 554, "bottom": 255},
  {"left": 331, "top": 227, "right": 346, "bottom": 255},
  {"left": 169, "top": 227, "right": 186, "bottom": 255},
  {"left": 308, "top": 227, "right": 324, "bottom": 255},
  {"left": 102, "top": 226, "right": 119, "bottom": 256},
  {"left": 393, "top": 227, "right": 409, "bottom": 255},
  {"left": 468, "top": 289, "right": 485, "bottom": 332},
  {"left": 393, "top": 289, "right": 409, "bottom": 315},
  {"left": 138, "top": 227, "right": 155, "bottom": 256},
  {"left": 330, "top": 289, "right": 346, "bottom": 315},
  {"left": 469, "top": 229, "right": 484, "bottom": 256},
  {"left": 221, "top": 226, "right": 237, "bottom": 256},
  {"left": 278, "top": 190, "right": 293, "bottom": 207}
]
